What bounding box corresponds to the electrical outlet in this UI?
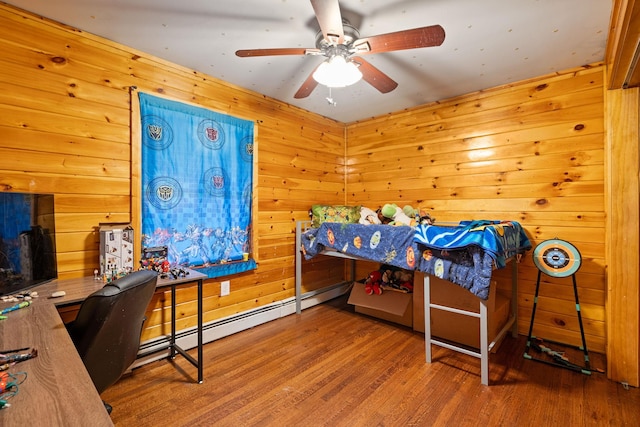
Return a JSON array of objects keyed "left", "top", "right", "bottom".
[{"left": 220, "top": 280, "right": 230, "bottom": 296}]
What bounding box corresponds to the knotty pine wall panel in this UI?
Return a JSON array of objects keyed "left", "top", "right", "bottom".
[
  {"left": 0, "top": 3, "right": 614, "bottom": 356},
  {"left": 0, "top": 3, "right": 346, "bottom": 342},
  {"left": 346, "top": 65, "right": 607, "bottom": 352}
]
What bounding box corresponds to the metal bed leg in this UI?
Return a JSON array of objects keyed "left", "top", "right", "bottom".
[
  {"left": 197, "top": 278, "right": 203, "bottom": 383},
  {"left": 424, "top": 274, "right": 432, "bottom": 363},
  {"left": 480, "top": 299, "right": 489, "bottom": 385},
  {"left": 295, "top": 221, "right": 302, "bottom": 314},
  {"left": 170, "top": 285, "right": 176, "bottom": 359}
]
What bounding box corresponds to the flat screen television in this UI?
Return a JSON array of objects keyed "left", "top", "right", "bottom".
[{"left": 0, "top": 192, "right": 57, "bottom": 296}]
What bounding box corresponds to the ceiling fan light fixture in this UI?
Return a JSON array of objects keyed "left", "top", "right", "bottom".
[{"left": 313, "top": 55, "right": 362, "bottom": 88}]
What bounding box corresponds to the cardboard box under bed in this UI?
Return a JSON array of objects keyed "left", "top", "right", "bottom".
[
  {"left": 348, "top": 281, "right": 413, "bottom": 327},
  {"left": 347, "top": 273, "right": 510, "bottom": 349},
  {"left": 413, "top": 273, "right": 510, "bottom": 349}
]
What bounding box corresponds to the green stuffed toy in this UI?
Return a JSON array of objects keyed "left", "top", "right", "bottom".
[
  {"left": 402, "top": 205, "right": 419, "bottom": 219},
  {"left": 402, "top": 204, "right": 436, "bottom": 225},
  {"left": 381, "top": 203, "right": 414, "bottom": 226}
]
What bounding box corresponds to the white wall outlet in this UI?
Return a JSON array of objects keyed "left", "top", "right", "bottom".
[{"left": 220, "top": 280, "right": 230, "bottom": 296}]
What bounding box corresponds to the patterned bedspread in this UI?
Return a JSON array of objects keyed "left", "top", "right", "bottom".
[
  {"left": 300, "top": 220, "right": 531, "bottom": 300},
  {"left": 301, "top": 223, "right": 418, "bottom": 271}
]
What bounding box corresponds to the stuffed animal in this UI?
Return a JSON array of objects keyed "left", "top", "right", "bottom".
[
  {"left": 376, "top": 208, "right": 392, "bottom": 224},
  {"left": 380, "top": 203, "right": 415, "bottom": 226},
  {"left": 392, "top": 270, "right": 414, "bottom": 293},
  {"left": 417, "top": 210, "right": 436, "bottom": 225},
  {"left": 402, "top": 205, "right": 419, "bottom": 219},
  {"left": 381, "top": 268, "right": 394, "bottom": 285},
  {"left": 359, "top": 206, "right": 381, "bottom": 225},
  {"left": 378, "top": 266, "right": 414, "bottom": 293},
  {"left": 364, "top": 270, "right": 383, "bottom": 295},
  {"left": 403, "top": 204, "right": 436, "bottom": 225}
]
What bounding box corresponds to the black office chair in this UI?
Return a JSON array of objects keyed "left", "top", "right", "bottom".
[{"left": 66, "top": 270, "right": 158, "bottom": 414}]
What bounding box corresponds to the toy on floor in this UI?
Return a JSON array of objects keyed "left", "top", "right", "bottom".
[
  {"left": 364, "top": 265, "right": 413, "bottom": 295},
  {"left": 364, "top": 270, "right": 383, "bottom": 295},
  {"left": 381, "top": 267, "right": 414, "bottom": 293},
  {"left": 529, "top": 338, "right": 603, "bottom": 374}
]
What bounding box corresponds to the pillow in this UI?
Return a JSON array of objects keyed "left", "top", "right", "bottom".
[{"left": 311, "top": 204, "right": 361, "bottom": 227}]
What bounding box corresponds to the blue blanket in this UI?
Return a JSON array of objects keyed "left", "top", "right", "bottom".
[
  {"left": 414, "top": 246, "right": 496, "bottom": 300},
  {"left": 412, "top": 220, "right": 531, "bottom": 299},
  {"left": 414, "top": 220, "right": 531, "bottom": 269}
]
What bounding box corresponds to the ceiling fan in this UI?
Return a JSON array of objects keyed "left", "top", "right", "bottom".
[{"left": 235, "top": 0, "right": 445, "bottom": 99}]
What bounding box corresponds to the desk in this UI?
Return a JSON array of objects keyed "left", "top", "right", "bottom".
[
  {"left": 0, "top": 268, "right": 207, "bottom": 425},
  {"left": 155, "top": 269, "right": 207, "bottom": 383},
  {"left": 0, "top": 296, "right": 113, "bottom": 426}
]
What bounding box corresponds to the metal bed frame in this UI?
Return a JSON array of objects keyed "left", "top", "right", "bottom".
[{"left": 295, "top": 220, "right": 519, "bottom": 385}]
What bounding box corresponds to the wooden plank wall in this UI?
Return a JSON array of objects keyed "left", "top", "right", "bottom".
[
  {"left": 0, "top": 3, "right": 346, "bottom": 342},
  {"left": 0, "top": 3, "right": 616, "bottom": 358},
  {"left": 345, "top": 65, "right": 607, "bottom": 352}
]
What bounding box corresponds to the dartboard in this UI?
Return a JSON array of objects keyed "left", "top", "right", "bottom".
[{"left": 533, "top": 239, "right": 581, "bottom": 277}]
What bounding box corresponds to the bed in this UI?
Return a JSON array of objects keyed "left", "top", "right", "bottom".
[{"left": 296, "top": 216, "right": 532, "bottom": 385}]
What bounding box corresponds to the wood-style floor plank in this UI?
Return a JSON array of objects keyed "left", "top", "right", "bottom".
[{"left": 101, "top": 296, "right": 639, "bottom": 426}]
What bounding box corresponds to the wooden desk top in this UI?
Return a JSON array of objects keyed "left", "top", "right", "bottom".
[
  {"left": 156, "top": 268, "right": 207, "bottom": 288},
  {"left": 0, "top": 268, "right": 206, "bottom": 426},
  {"left": 0, "top": 299, "right": 113, "bottom": 426},
  {"left": 32, "top": 268, "right": 207, "bottom": 305}
]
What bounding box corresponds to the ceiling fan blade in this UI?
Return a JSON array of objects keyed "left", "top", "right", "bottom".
[
  {"left": 310, "top": 0, "right": 344, "bottom": 45},
  {"left": 353, "top": 25, "right": 445, "bottom": 55},
  {"left": 294, "top": 67, "right": 321, "bottom": 99},
  {"left": 352, "top": 57, "right": 398, "bottom": 94},
  {"left": 236, "top": 48, "right": 311, "bottom": 57}
]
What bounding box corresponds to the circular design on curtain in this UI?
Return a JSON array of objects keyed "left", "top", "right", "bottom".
[
  {"left": 141, "top": 115, "right": 173, "bottom": 150},
  {"left": 240, "top": 135, "right": 254, "bottom": 162},
  {"left": 146, "top": 177, "right": 183, "bottom": 210},
  {"left": 197, "top": 119, "right": 225, "bottom": 150},
  {"left": 203, "top": 167, "right": 229, "bottom": 197}
]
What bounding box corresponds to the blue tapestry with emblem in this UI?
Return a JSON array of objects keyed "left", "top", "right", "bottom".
[{"left": 139, "top": 93, "right": 256, "bottom": 278}]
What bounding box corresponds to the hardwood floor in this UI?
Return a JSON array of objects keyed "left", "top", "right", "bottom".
[{"left": 102, "top": 296, "right": 639, "bottom": 426}]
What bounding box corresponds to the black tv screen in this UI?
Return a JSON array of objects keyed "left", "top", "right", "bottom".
[{"left": 0, "top": 193, "right": 57, "bottom": 296}]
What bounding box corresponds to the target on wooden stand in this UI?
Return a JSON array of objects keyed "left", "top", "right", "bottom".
[
  {"left": 525, "top": 238, "right": 594, "bottom": 375},
  {"left": 532, "top": 238, "right": 581, "bottom": 278}
]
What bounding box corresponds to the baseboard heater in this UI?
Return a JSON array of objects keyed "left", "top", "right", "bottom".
[{"left": 132, "top": 281, "right": 352, "bottom": 370}]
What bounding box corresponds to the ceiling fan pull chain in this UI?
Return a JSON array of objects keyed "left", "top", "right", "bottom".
[{"left": 326, "top": 87, "right": 337, "bottom": 106}]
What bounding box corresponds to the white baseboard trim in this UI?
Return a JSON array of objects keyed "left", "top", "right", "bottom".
[{"left": 132, "top": 281, "right": 352, "bottom": 369}]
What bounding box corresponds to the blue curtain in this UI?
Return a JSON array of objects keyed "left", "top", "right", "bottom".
[{"left": 139, "top": 93, "right": 256, "bottom": 278}]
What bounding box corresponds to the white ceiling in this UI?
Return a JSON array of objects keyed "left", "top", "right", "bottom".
[{"left": 7, "top": 0, "right": 612, "bottom": 123}]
